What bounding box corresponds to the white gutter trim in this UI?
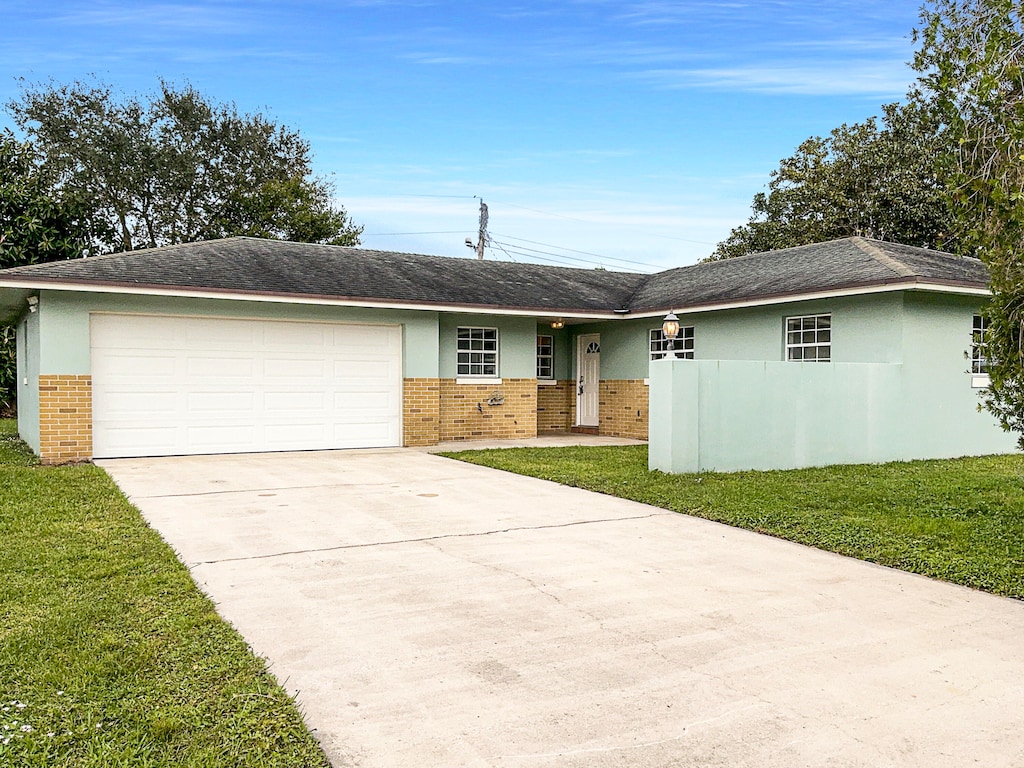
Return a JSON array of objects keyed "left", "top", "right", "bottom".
[
  {"left": 0, "top": 280, "right": 623, "bottom": 320},
  {"left": 625, "top": 281, "right": 991, "bottom": 319},
  {"left": 0, "top": 277, "right": 990, "bottom": 321}
]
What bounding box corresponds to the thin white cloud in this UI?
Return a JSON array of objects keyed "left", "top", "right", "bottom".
[
  {"left": 52, "top": 2, "right": 255, "bottom": 34},
  {"left": 636, "top": 60, "right": 914, "bottom": 96}
]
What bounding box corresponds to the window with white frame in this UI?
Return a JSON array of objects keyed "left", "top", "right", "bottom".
[
  {"left": 650, "top": 327, "right": 694, "bottom": 360},
  {"left": 536, "top": 334, "right": 554, "bottom": 379},
  {"left": 785, "top": 314, "right": 831, "bottom": 361},
  {"left": 971, "top": 315, "right": 990, "bottom": 374},
  {"left": 457, "top": 327, "right": 498, "bottom": 377}
]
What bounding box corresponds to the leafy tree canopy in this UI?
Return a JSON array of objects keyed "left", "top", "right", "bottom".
[
  {"left": 913, "top": 0, "right": 1024, "bottom": 447},
  {"left": 0, "top": 129, "right": 93, "bottom": 267},
  {"left": 6, "top": 78, "right": 362, "bottom": 253},
  {"left": 710, "top": 102, "right": 951, "bottom": 260}
]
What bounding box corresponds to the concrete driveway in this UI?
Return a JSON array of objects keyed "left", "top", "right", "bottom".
[{"left": 99, "top": 449, "right": 1024, "bottom": 767}]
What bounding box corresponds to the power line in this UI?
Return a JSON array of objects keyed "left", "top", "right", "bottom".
[
  {"left": 488, "top": 240, "right": 519, "bottom": 263},
  {"left": 489, "top": 241, "right": 646, "bottom": 273},
  {"left": 491, "top": 232, "right": 663, "bottom": 270},
  {"left": 490, "top": 239, "right": 644, "bottom": 272}
]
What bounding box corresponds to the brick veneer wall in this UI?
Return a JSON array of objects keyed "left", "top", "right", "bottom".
[
  {"left": 599, "top": 379, "right": 649, "bottom": 440},
  {"left": 403, "top": 378, "right": 441, "bottom": 446},
  {"left": 537, "top": 381, "right": 573, "bottom": 433},
  {"left": 38, "top": 374, "right": 93, "bottom": 463},
  {"left": 439, "top": 378, "right": 537, "bottom": 441}
]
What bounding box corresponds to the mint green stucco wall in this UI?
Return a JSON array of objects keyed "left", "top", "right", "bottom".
[
  {"left": 437, "top": 313, "right": 538, "bottom": 379},
  {"left": 33, "top": 291, "right": 441, "bottom": 378},
  {"left": 570, "top": 292, "right": 907, "bottom": 381},
  {"left": 648, "top": 291, "right": 1016, "bottom": 473},
  {"left": 16, "top": 309, "right": 40, "bottom": 453}
]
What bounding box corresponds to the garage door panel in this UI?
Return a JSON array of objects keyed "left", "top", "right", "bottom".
[
  {"left": 333, "top": 391, "right": 394, "bottom": 412},
  {"left": 184, "top": 319, "right": 256, "bottom": 346},
  {"left": 186, "top": 356, "right": 255, "bottom": 378},
  {"left": 334, "top": 359, "right": 395, "bottom": 380},
  {"left": 263, "top": 422, "right": 329, "bottom": 445},
  {"left": 185, "top": 424, "right": 259, "bottom": 448},
  {"left": 263, "top": 323, "right": 328, "bottom": 348},
  {"left": 263, "top": 391, "right": 326, "bottom": 411},
  {"left": 264, "top": 357, "right": 326, "bottom": 378},
  {"left": 103, "top": 390, "right": 180, "bottom": 414},
  {"left": 92, "top": 323, "right": 179, "bottom": 349},
  {"left": 186, "top": 391, "right": 257, "bottom": 413},
  {"left": 95, "top": 353, "right": 179, "bottom": 377},
  {"left": 331, "top": 421, "right": 397, "bottom": 445},
  {"left": 96, "top": 425, "right": 182, "bottom": 454},
  {"left": 91, "top": 314, "right": 402, "bottom": 458}
]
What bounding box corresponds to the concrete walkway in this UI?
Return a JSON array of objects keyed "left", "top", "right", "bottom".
[{"left": 99, "top": 448, "right": 1024, "bottom": 767}]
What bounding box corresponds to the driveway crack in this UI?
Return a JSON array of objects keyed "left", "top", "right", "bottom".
[{"left": 191, "top": 511, "right": 673, "bottom": 565}]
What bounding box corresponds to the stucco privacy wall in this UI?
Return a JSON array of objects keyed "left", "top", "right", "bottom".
[
  {"left": 648, "top": 292, "right": 1014, "bottom": 472},
  {"left": 649, "top": 360, "right": 905, "bottom": 473}
]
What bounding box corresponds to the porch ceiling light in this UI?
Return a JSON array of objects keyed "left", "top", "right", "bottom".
[{"left": 551, "top": 319, "right": 565, "bottom": 329}]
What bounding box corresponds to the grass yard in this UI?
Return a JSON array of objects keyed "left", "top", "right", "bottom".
[
  {"left": 443, "top": 444, "right": 1024, "bottom": 599},
  {"left": 0, "top": 420, "right": 329, "bottom": 767}
]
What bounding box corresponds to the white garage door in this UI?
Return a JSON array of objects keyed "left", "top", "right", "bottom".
[{"left": 91, "top": 314, "right": 403, "bottom": 458}]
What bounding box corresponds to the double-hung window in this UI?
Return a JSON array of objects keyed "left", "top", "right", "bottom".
[
  {"left": 536, "top": 335, "right": 554, "bottom": 380},
  {"left": 971, "top": 315, "right": 989, "bottom": 375},
  {"left": 785, "top": 314, "right": 831, "bottom": 361},
  {"left": 457, "top": 327, "right": 498, "bottom": 377},
  {"left": 650, "top": 327, "right": 694, "bottom": 360}
]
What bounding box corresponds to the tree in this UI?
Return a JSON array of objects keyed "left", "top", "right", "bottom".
[
  {"left": 710, "top": 102, "right": 951, "bottom": 260},
  {"left": 6, "top": 78, "right": 362, "bottom": 253},
  {"left": 0, "top": 130, "right": 93, "bottom": 267},
  {"left": 0, "top": 131, "right": 92, "bottom": 413},
  {"left": 913, "top": 0, "right": 1024, "bottom": 447}
]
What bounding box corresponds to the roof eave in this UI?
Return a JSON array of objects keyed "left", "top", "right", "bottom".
[
  {"left": 0, "top": 278, "right": 627, "bottom": 320},
  {"left": 0, "top": 274, "right": 990, "bottom": 323},
  {"left": 625, "top": 277, "right": 991, "bottom": 319}
]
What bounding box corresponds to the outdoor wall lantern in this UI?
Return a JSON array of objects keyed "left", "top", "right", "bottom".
[{"left": 662, "top": 311, "right": 680, "bottom": 358}]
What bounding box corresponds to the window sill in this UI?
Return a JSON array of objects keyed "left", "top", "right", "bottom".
[
  {"left": 971, "top": 374, "right": 990, "bottom": 389},
  {"left": 537, "top": 378, "right": 558, "bottom": 386},
  {"left": 456, "top": 377, "right": 502, "bottom": 385}
]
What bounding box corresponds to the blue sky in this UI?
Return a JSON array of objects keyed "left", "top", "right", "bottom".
[{"left": 2, "top": 1, "right": 924, "bottom": 271}]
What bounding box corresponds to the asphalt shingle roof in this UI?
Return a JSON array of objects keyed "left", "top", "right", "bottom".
[
  {"left": 626, "top": 237, "right": 989, "bottom": 312},
  {"left": 0, "top": 235, "right": 989, "bottom": 316}
]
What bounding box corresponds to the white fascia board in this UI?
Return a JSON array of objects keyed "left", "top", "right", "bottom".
[
  {"left": 0, "top": 280, "right": 621, "bottom": 320},
  {"left": 0, "top": 277, "right": 991, "bottom": 322},
  {"left": 625, "top": 281, "right": 991, "bottom": 320}
]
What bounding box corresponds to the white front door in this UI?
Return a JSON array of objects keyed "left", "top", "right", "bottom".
[{"left": 576, "top": 333, "right": 600, "bottom": 427}]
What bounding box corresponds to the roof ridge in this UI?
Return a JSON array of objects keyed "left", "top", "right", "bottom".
[{"left": 849, "top": 236, "right": 916, "bottom": 278}]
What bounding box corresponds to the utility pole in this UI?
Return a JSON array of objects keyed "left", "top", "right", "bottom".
[{"left": 465, "top": 198, "right": 489, "bottom": 259}]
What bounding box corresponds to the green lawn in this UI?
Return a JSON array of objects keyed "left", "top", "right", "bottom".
[
  {"left": 442, "top": 444, "right": 1024, "bottom": 599},
  {"left": 0, "top": 420, "right": 329, "bottom": 767}
]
